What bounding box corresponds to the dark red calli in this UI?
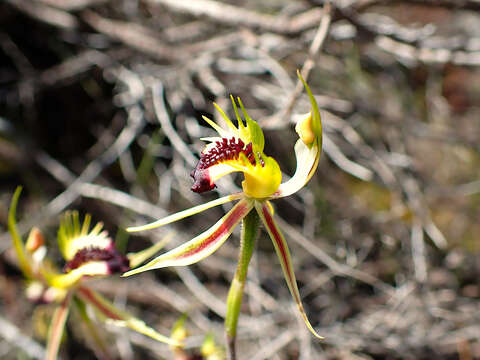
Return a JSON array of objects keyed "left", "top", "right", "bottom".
[
  {"left": 191, "top": 137, "right": 258, "bottom": 193},
  {"left": 65, "top": 246, "right": 130, "bottom": 274}
]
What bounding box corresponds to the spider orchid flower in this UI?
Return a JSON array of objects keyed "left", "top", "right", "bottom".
[
  {"left": 8, "top": 187, "right": 180, "bottom": 360},
  {"left": 124, "top": 72, "right": 323, "bottom": 339}
]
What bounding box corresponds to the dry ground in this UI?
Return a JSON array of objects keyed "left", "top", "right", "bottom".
[{"left": 0, "top": 0, "right": 479, "bottom": 359}]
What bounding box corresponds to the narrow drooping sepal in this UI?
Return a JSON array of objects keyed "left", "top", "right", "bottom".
[
  {"left": 77, "top": 286, "right": 181, "bottom": 347},
  {"left": 123, "top": 199, "right": 254, "bottom": 276},
  {"left": 255, "top": 201, "right": 323, "bottom": 339},
  {"left": 46, "top": 292, "right": 72, "bottom": 360}
]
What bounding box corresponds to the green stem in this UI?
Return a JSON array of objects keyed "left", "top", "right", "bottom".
[
  {"left": 225, "top": 209, "right": 259, "bottom": 360},
  {"left": 73, "top": 297, "right": 112, "bottom": 360}
]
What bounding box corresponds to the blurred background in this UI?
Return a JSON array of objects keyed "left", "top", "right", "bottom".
[{"left": 0, "top": 0, "right": 479, "bottom": 359}]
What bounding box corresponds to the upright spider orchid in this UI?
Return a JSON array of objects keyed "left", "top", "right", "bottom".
[
  {"left": 8, "top": 187, "right": 179, "bottom": 360},
  {"left": 124, "top": 72, "right": 323, "bottom": 348}
]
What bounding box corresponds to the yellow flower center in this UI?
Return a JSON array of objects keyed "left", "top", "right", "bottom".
[{"left": 241, "top": 156, "right": 281, "bottom": 199}]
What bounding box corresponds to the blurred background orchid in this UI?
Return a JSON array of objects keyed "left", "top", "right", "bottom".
[{"left": 8, "top": 187, "right": 179, "bottom": 360}]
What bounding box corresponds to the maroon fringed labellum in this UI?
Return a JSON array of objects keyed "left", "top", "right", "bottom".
[
  {"left": 65, "top": 246, "right": 130, "bottom": 274},
  {"left": 191, "top": 137, "right": 258, "bottom": 193}
]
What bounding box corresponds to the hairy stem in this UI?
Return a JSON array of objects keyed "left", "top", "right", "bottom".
[{"left": 225, "top": 209, "right": 259, "bottom": 360}]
